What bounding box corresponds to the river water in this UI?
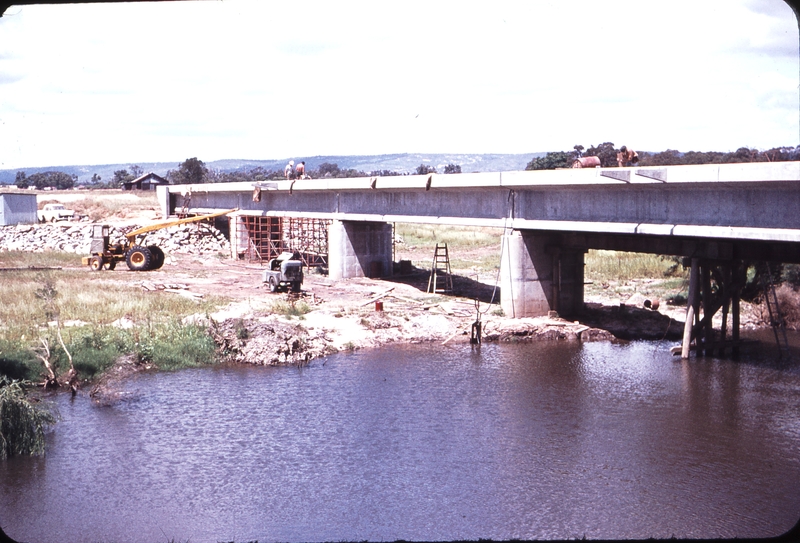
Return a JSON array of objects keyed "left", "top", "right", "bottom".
[{"left": 2, "top": 335, "right": 800, "bottom": 542}]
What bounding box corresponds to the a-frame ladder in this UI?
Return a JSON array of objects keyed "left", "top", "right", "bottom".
[{"left": 427, "top": 243, "right": 453, "bottom": 294}]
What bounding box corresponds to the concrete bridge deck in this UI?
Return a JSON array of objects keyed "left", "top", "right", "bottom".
[
  {"left": 159, "top": 161, "right": 800, "bottom": 243},
  {"left": 157, "top": 161, "right": 800, "bottom": 320}
]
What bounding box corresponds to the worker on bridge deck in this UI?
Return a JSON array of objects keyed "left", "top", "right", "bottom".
[{"left": 617, "top": 146, "right": 639, "bottom": 167}]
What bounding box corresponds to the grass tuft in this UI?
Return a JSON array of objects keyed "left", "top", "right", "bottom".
[{"left": 270, "top": 300, "right": 311, "bottom": 319}]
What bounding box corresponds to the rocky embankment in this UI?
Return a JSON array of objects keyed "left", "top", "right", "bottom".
[{"left": 0, "top": 222, "right": 230, "bottom": 256}]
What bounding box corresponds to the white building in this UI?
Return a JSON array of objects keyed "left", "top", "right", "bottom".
[{"left": 0, "top": 193, "right": 38, "bottom": 226}]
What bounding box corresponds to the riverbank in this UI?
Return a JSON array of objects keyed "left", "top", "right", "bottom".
[
  {"left": 0, "top": 242, "right": 772, "bottom": 397},
  {"left": 0, "top": 188, "right": 779, "bottom": 398}
]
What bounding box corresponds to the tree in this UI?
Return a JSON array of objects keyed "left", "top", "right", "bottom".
[
  {"left": 415, "top": 164, "right": 436, "bottom": 175},
  {"left": 639, "top": 149, "right": 682, "bottom": 166},
  {"left": 317, "top": 162, "right": 340, "bottom": 177},
  {"left": 681, "top": 151, "right": 726, "bottom": 165},
  {"left": 762, "top": 146, "right": 800, "bottom": 162},
  {"left": 113, "top": 169, "right": 134, "bottom": 188},
  {"left": 129, "top": 165, "right": 143, "bottom": 178},
  {"left": 27, "top": 171, "right": 75, "bottom": 190},
  {"left": 728, "top": 147, "right": 759, "bottom": 163},
  {"left": 583, "top": 142, "right": 617, "bottom": 167},
  {"left": 208, "top": 167, "right": 276, "bottom": 183},
  {"left": 573, "top": 144, "right": 584, "bottom": 158},
  {"left": 525, "top": 151, "right": 572, "bottom": 170},
  {"left": 14, "top": 171, "right": 28, "bottom": 189},
  {"left": 91, "top": 173, "right": 102, "bottom": 184},
  {"left": 168, "top": 157, "right": 209, "bottom": 185},
  {"left": 443, "top": 164, "right": 461, "bottom": 174}
]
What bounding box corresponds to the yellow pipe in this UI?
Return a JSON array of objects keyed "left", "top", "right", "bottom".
[{"left": 125, "top": 208, "right": 238, "bottom": 243}]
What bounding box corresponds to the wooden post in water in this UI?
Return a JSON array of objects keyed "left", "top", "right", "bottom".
[
  {"left": 681, "top": 258, "right": 699, "bottom": 359},
  {"left": 732, "top": 262, "right": 742, "bottom": 357},
  {"left": 701, "top": 262, "right": 713, "bottom": 356},
  {"left": 720, "top": 265, "right": 730, "bottom": 351}
]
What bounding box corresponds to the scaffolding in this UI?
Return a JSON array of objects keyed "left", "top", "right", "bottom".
[{"left": 232, "top": 215, "right": 329, "bottom": 268}]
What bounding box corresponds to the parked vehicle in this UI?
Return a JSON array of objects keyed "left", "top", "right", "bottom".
[
  {"left": 81, "top": 208, "right": 236, "bottom": 271},
  {"left": 263, "top": 251, "right": 304, "bottom": 292},
  {"left": 38, "top": 203, "right": 75, "bottom": 222}
]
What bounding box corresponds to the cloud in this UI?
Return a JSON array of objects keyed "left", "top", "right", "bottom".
[
  {"left": 744, "top": 0, "right": 797, "bottom": 17},
  {"left": 0, "top": 0, "right": 797, "bottom": 169}
]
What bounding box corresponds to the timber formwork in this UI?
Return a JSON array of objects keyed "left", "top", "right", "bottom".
[
  {"left": 233, "top": 215, "right": 329, "bottom": 268},
  {"left": 675, "top": 258, "right": 792, "bottom": 359},
  {"left": 678, "top": 259, "right": 746, "bottom": 359}
]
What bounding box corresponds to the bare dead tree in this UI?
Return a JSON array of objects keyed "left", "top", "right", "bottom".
[{"left": 33, "top": 276, "right": 77, "bottom": 391}]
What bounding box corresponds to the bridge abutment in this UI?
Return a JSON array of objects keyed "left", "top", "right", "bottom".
[
  {"left": 328, "top": 220, "right": 393, "bottom": 280},
  {"left": 500, "top": 230, "right": 584, "bottom": 318}
]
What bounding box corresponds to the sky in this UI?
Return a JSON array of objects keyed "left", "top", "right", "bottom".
[{"left": 0, "top": 0, "right": 797, "bottom": 170}]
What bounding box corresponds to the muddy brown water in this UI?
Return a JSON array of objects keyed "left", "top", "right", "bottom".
[{"left": 2, "top": 332, "right": 800, "bottom": 542}]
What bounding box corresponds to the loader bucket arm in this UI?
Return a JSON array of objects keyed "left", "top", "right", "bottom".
[{"left": 124, "top": 208, "right": 238, "bottom": 243}]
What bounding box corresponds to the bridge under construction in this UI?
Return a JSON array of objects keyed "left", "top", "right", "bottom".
[{"left": 157, "top": 161, "right": 800, "bottom": 358}]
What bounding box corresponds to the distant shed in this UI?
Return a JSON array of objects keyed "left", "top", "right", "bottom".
[
  {"left": 123, "top": 173, "right": 170, "bottom": 191},
  {"left": 0, "top": 192, "right": 38, "bottom": 225}
]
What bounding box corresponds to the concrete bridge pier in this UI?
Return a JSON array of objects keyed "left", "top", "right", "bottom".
[
  {"left": 500, "top": 230, "right": 585, "bottom": 318},
  {"left": 328, "top": 220, "right": 393, "bottom": 281}
]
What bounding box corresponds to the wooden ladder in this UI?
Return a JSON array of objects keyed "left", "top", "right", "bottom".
[
  {"left": 179, "top": 192, "right": 191, "bottom": 218},
  {"left": 427, "top": 243, "right": 453, "bottom": 294},
  {"left": 764, "top": 263, "right": 792, "bottom": 359}
]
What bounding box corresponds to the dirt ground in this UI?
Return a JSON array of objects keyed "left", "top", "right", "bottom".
[{"left": 102, "top": 248, "right": 694, "bottom": 367}]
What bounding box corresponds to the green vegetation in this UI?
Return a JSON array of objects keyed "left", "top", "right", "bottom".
[
  {"left": 526, "top": 151, "right": 574, "bottom": 170},
  {"left": 395, "top": 223, "right": 503, "bottom": 273},
  {"left": 0, "top": 252, "right": 228, "bottom": 382},
  {"left": 583, "top": 250, "right": 688, "bottom": 302},
  {"left": 0, "top": 377, "right": 56, "bottom": 459},
  {"left": 526, "top": 142, "right": 800, "bottom": 170},
  {"left": 585, "top": 250, "right": 683, "bottom": 283},
  {"left": 14, "top": 170, "right": 76, "bottom": 190},
  {"left": 168, "top": 157, "right": 209, "bottom": 185},
  {"left": 270, "top": 300, "right": 311, "bottom": 319},
  {"left": 396, "top": 224, "right": 501, "bottom": 250}
]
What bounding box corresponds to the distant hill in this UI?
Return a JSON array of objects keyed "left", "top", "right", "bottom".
[{"left": 0, "top": 153, "right": 543, "bottom": 185}]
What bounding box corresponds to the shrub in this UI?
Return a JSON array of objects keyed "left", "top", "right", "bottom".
[
  {"left": 775, "top": 284, "right": 800, "bottom": 329},
  {"left": 0, "top": 377, "right": 56, "bottom": 459}
]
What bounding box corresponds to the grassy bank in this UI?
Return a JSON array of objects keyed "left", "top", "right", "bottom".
[
  {"left": 584, "top": 250, "right": 688, "bottom": 302},
  {"left": 0, "top": 251, "right": 228, "bottom": 383},
  {"left": 395, "top": 224, "right": 688, "bottom": 297}
]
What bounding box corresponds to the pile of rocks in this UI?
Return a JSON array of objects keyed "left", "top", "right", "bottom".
[{"left": 0, "top": 222, "right": 230, "bottom": 256}]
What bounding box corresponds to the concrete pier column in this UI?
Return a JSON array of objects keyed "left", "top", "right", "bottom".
[
  {"left": 328, "top": 220, "right": 393, "bottom": 280},
  {"left": 500, "top": 230, "right": 584, "bottom": 318}
]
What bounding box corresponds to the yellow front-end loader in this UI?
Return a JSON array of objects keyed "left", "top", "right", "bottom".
[{"left": 82, "top": 209, "right": 237, "bottom": 271}]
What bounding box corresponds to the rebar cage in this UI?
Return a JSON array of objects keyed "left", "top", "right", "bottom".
[{"left": 231, "top": 215, "right": 329, "bottom": 268}]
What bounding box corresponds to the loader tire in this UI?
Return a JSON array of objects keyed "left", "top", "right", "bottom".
[
  {"left": 148, "top": 245, "right": 165, "bottom": 270},
  {"left": 268, "top": 276, "right": 278, "bottom": 293},
  {"left": 89, "top": 255, "right": 104, "bottom": 271},
  {"left": 126, "top": 246, "right": 153, "bottom": 271}
]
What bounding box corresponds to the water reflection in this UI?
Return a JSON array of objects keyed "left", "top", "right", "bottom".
[{"left": 2, "top": 337, "right": 799, "bottom": 542}]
